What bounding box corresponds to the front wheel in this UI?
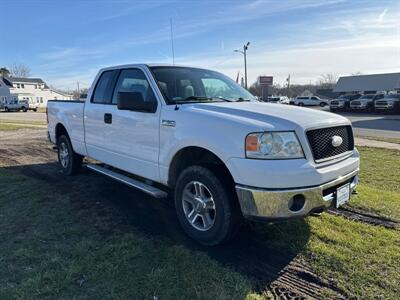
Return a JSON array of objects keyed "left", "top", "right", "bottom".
[
  {"left": 174, "top": 166, "right": 241, "bottom": 245},
  {"left": 4, "top": 107, "right": 9, "bottom": 112},
  {"left": 57, "top": 135, "right": 82, "bottom": 175},
  {"left": 22, "top": 107, "right": 27, "bottom": 112},
  {"left": 298, "top": 102, "right": 304, "bottom": 107}
]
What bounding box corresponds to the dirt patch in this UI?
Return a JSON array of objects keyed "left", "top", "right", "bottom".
[{"left": 328, "top": 207, "right": 399, "bottom": 230}]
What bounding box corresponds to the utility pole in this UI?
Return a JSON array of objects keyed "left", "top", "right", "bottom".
[
  {"left": 234, "top": 42, "right": 250, "bottom": 89},
  {"left": 77, "top": 81, "right": 80, "bottom": 99},
  {"left": 170, "top": 18, "right": 175, "bottom": 65},
  {"left": 286, "top": 74, "right": 290, "bottom": 97}
]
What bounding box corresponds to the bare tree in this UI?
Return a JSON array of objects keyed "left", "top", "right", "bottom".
[
  {"left": 9, "top": 63, "right": 31, "bottom": 78},
  {"left": 0, "top": 67, "right": 10, "bottom": 77},
  {"left": 317, "top": 73, "right": 338, "bottom": 88}
]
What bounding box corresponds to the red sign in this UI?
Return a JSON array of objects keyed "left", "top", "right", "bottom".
[{"left": 258, "top": 76, "right": 273, "bottom": 86}]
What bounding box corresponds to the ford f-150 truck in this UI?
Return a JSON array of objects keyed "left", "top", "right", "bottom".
[{"left": 47, "top": 64, "right": 359, "bottom": 245}]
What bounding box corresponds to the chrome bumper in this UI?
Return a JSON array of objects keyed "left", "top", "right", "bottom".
[
  {"left": 235, "top": 169, "right": 359, "bottom": 221},
  {"left": 375, "top": 106, "right": 394, "bottom": 110}
]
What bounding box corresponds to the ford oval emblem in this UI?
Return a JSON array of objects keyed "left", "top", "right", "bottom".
[{"left": 331, "top": 135, "right": 343, "bottom": 147}]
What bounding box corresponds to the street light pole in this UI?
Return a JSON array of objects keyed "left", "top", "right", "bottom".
[{"left": 234, "top": 42, "right": 250, "bottom": 89}]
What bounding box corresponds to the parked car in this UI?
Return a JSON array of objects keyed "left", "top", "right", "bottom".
[
  {"left": 265, "top": 96, "right": 281, "bottom": 103},
  {"left": 28, "top": 100, "right": 39, "bottom": 112},
  {"left": 330, "top": 94, "right": 361, "bottom": 111},
  {"left": 262, "top": 96, "right": 290, "bottom": 104},
  {"left": 278, "top": 96, "right": 290, "bottom": 104},
  {"left": 374, "top": 94, "right": 400, "bottom": 113},
  {"left": 47, "top": 64, "right": 359, "bottom": 245},
  {"left": 1, "top": 100, "right": 29, "bottom": 112},
  {"left": 349, "top": 94, "right": 384, "bottom": 112},
  {"left": 293, "top": 96, "right": 328, "bottom": 107}
]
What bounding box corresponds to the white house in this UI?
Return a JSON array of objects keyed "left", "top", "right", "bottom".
[
  {"left": 0, "top": 78, "right": 12, "bottom": 105},
  {"left": 1, "top": 76, "right": 73, "bottom": 108}
]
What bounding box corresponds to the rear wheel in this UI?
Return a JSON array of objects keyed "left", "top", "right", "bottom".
[
  {"left": 57, "top": 135, "right": 82, "bottom": 175},
  {"left": 298, "top": 102, "right": 304, "bottom": 106},
  {"left": 22, "top": 107, "right": 27, "bottom": 112},
  {"left": 320, "top": 102, "right": 327, "bottom": 107},
  {"left": 4, "top": 107, "right": 9, "bottom": 112},
  {"left": 174, "top": 166, "right": 241, "bottom": 245}
]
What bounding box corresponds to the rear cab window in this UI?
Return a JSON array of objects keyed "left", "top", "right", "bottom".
[{"left": 92, "top": 70, "right": 119, "bottom": 104}]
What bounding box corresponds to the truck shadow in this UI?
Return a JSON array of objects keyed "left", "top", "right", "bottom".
[{"left": 4, "top": 162, "right": 312, "bottom": 293}]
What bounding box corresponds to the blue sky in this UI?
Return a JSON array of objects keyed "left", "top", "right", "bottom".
[{"left": 1, "top": 0, "right": 399, "bottom": 90}]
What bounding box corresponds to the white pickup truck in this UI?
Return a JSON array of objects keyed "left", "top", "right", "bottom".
[{"left": 47, "top": 64, "right": 359, "bottom": 245}]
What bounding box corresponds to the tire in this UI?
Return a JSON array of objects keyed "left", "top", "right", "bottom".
[
  {"left": 298, "top": 102, "right": 304, "bottom": 107},
  {"left": 33, "top": 108, "right": 37, "bottom": 112},
  {"left": 320, "top": 102, "right": 326, "bottom": 107},
  {"left": 57, "top": 135, "right": 82, "bottom": 175},
  {"left": 22, "top": 107, "right": 27, "bottom": 112},
  {"left": 4, "top": 107, "right": 9, "bottom": 112},
  {"left": 174, "top": 166, "right": 241, "bottom": 245}
]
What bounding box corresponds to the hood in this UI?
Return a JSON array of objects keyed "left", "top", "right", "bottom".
[
  {"left": 384, "top": 97, "right": 400, "bottom": 102},
  {"left": 187, "top": 102, "right": 350, "bottom": 131}
]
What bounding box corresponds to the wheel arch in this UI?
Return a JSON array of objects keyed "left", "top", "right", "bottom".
[
  {"left": 55, "top": 123, "right": 69, "bottom": 143},
  {"left": 168, "top": 146, "right": 236, "bottom": 190}
]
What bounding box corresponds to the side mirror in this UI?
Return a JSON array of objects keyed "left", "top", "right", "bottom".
[{"left": 117, "top": 91, "right": 157, "bottom": 112}]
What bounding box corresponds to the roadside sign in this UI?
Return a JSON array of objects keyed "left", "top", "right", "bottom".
[{"left": 258, "top": 76, "right": 273, "bottom": 86}]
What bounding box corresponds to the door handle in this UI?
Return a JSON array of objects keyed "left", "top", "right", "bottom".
[{"left": 104, "top": 113, "right": 112, "bottom": 124}]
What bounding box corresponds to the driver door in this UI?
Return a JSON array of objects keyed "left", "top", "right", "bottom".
[{"left": 102, "top": 68, "right": 161, "bottom": 182}]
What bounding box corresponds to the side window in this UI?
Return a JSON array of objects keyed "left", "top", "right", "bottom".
[
  {"left": 112, "top": 69, "right": 156, "bottom": 105},
  {"left": 311, "top": 97, "right": 318, "bottom": 100},
  {"left": 92, "top": 70, "right": 117, "bottom": 104}
]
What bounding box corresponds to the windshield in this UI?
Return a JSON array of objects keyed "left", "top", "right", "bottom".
[
  {"left": 338, "top": 95, "right": 350, "bottom": 100},
  {"left": 384, "top": 94, "right": 400, "bottom": 100},
  {"left": 360, "top": 95, "right": 374, "bottom": 99},
  {"left": 150, "top": 66, "right": 257, "bottom": 104}
]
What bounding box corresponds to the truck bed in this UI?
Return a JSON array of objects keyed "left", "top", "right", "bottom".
[{"left": 47, "top": 100, "right": 86, "bottom": 156}]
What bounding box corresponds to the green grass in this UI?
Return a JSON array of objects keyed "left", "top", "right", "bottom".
[
  {"left": 0, "top": 148, "right": 399, "bottom": 299},
  {"left": 0, "top": 119, "right": 46, "bottom": 130},
  {"left": 254, "top": 214, "right": 400, "bottom": 299},
  {"left": 0, "top": 169, "right": 258, "bottom": 299},
  {"left": 0, "top": 119, "right": 47, "bottom": 126},
  {"left": 348, "top": 147, "right": 400, "bottom": 220}
]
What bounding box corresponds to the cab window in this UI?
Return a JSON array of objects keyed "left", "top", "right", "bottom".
[
  {"left": 112, "top": 69, "right": 156, "bottom": 105},
  {"left": 92, "top": 70, "right": 118, "bottom": 104}
]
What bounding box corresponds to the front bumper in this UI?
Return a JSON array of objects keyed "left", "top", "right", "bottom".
[
  {"left": 350, "top": 105, "right": 367, "bottom": 110},
  {"left": 375, "top": 105, "right": 394, "bottom": 110},
  {"left": 330, "top": 104, "right": 345, "bottom": 109},
  {"left": 236, "top": 169, "right": 358, "bottom": 221}
]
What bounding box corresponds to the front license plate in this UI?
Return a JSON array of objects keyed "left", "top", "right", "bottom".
[{"left": 336, "top": 183, "right": 350, "bottom": 208}]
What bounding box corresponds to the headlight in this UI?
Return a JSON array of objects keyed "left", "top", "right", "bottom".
[{"left": 245, "top": 132, "right": 304, "bottom": 159}]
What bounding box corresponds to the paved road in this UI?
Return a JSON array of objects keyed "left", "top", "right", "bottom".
[
  {"left": 1, "top": 109, "right": 399, "bottom": 139},
  {"left": 0, "top": 111, "right": 46, "bottom": 122},
  {"left": 313, "top": 107, "right": 400, "bottom": 139}
]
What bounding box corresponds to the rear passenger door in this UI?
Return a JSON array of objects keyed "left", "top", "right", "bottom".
[{"left": 85, "top": 69, "right": 119, "bottom": 162}]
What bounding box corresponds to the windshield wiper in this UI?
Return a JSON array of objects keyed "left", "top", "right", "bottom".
[
  {"left": 173, "top": 96, "right": 233, "bottom": 103},
  {"left": 236, "top": 97, "right": 251, "bottom": 102}
]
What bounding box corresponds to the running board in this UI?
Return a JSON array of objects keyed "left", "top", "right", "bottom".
[{"left": 86, "top": 164, "right": 168, "bottom": 198}]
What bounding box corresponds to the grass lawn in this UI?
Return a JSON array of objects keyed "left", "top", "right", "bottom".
[
  {"left": 0, "top": 147, "right": 399, "bottom": 299},
  {"left": 348, "top": 147, "right": 400, "bottom": 221},
  {"left": 0, "top": 119, "right": 46, "bottom": 131}
]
